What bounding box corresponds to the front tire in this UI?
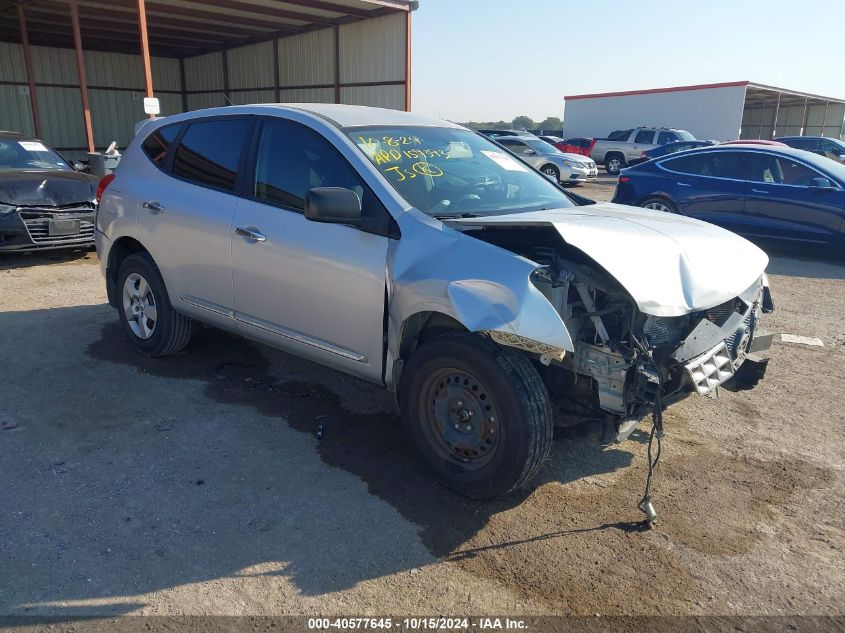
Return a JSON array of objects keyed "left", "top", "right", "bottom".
[
  {"left": 116, "top": 252, "right": 192, "bottom": 356},
  {"left": 640, "top": 196, "right": 678, "bottom": 213},
  {"left": 399, "top": 332, "right": 553, "bottom": 499},
  {"left": 541, "top": 164, "right": 560, "bottom": 182}
]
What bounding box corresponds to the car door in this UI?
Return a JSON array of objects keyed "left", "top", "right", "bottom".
[
  {"left": 630, "top": 129, "right": 656, "bottom": 160},
  {"left": 137, "top": 116, "right": 253, "bottom": 327},
  {"left": 659, "top": 150, "right": 747, "bottom": 231},
  {"left": 744, "top": 151, "right": 845, "bottom": 243},
  {"left": 230, "top": 117, "right": 391, "bottom": 382}
]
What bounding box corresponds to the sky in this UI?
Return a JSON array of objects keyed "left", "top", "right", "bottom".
[{"left": 410, "top": 0, "right": 845, "bottom": 123}]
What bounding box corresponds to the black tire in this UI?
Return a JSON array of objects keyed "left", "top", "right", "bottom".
[
  {"left": 399, "top": 332, "right": 553, "bottom": 499},
  {"left": 640, "top": 196, "right": 678, "bottom": 214},
  {"left": 604, "top": 153, "right": 625, "bottom": 175},
  {"left": 540, "top": 164, "right": 560, "bottom": 182},
  {"left": 116, "top": 252, "right": 192, "bottom": 357}
]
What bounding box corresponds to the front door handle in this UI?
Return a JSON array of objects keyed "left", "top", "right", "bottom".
[
  {"left": 751, "top": 188, "right": 769, "bottom": 194},
  {"left": 142, "top": 200, "right": 165, "bottom": 214},
  {"left": 676, "top": 182, "right": 693, "bottom": 187},
  {"left": 236, "top": 226, "right": 267, "bottom": 243}
]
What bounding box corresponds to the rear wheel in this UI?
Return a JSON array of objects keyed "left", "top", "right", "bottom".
[
  {"left": 400, "top": 332, "right": 553, "bottom": 499},
  {"left": 116, "top": 253, "right": 192, "bottom": 356},
  {"left": 604, "top": 153, "right": 625, "bottom": 175},
  {"left": 640, "top": 196, "right": 678, "bottom": 214}
]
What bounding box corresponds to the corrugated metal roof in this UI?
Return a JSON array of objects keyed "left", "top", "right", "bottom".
[{"left": 0, "top": 0, "right": 414, "bottom": 58}]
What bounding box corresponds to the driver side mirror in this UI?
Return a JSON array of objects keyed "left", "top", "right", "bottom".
[
  {"left": 522, "top": 149, "right": 536, "bottom": 156},
  {"left": 304, "top": 187, "right": 362, "bottom": 224},
  {"left": 72, "top": 160, "right": 87, "bottom": 172},
  {"left": 809, "top": 177, "right": 835, "bottom": 191}
]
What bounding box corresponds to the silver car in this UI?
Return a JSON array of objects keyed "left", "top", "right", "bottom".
[
  {"left": 496, "top": 135, "right": 597, "bottom": 185},
  {"left": 96, "top": 105, "right": 772, "bottom": 505}
]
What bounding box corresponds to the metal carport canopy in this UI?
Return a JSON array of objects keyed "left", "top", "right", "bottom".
[{"left": 0, "top": 0, "right": 415, "bottom": 151}]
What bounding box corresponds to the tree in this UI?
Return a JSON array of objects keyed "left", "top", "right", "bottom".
[
  {"left": 511, "top": 115, "right": 535, "bottom": 130},
  {"left": 538, "top": 117, "right": 562, "bottom": 132}
]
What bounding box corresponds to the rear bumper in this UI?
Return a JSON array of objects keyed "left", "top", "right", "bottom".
[{"left": 0, "top": 207, "right": 95, "bottom": 251}]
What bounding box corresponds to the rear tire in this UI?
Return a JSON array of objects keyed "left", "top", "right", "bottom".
[
  {"left": 116, "top": 252, "right": 192, "bottom": 357},
  {"left": 604, "top": 153, "right": 625, "bottom": 175},
  {"left": 640, "top": 196, "right": 678, "bottom": 214},
  {"left": 399, "top": 332, "right": 553, "bottom": 499}
]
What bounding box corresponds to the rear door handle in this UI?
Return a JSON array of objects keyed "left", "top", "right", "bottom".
[
  {"left": 751, "top": 188, "right": 769, "bottom": 194},
  {"left": 235, "top": 226, "right": 267, "bottom": 243},
  {"left": 142, "top": 200, "right": 165, "bottom": 214}
]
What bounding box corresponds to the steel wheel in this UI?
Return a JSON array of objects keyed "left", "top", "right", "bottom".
[
  {"left": 122, "top": 272, "right": 157, "bottom": 340},
  {"left": 419, "top": 367, "right": 500, "bottom": 470}
]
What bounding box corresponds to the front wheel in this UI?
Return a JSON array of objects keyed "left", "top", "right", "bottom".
[
  {"left": 399, "top": 332, "right": 553, "bottom": 499},
  {"left": 640, "top": 196, "right": 678, "bottom": 214},
  {"left": 541, "top": 164, "right": 560, "bottom": 182}
]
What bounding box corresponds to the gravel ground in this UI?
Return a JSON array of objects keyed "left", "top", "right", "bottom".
[{"left": 1, "top": 182, "right": 843, "bottom": 617}]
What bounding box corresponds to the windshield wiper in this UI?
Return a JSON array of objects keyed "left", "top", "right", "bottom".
[{"left": 433, "top": 212, "right": 484, "bottom": 219}]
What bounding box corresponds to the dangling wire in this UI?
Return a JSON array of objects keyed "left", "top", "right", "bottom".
[{"left": 638, "top": 358, "right": 664, "bottom": 527}]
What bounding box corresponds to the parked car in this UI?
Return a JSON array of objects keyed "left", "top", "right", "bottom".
[
  {"left": 591, "top": 127, "right": 696, "bottom": 175},
  {"left": 613, "top": 144, "right": 845, "bottom": 245},
  {"left": 0, "top": 131, "right": 97, "bottom": 252},
  {"left": 477, "top": 129, "right": 535, "bottom": 139},
  {"left": 560, "top": 137, "right": 595, "bottom": 157},
  {"left": 630, "top": 139, "right": 717, "bottom": 165},
  {"left": 495, "top": 135, "right": 597, "bottom": 185},
  {"left": 777, "top": 136, "right": 845, "bottom": 164},
  {"left": 96, "top": 105, "right": 773, "bottom": 502},
  {"left": 538, "top": 135, "right": 565, "bottom": 148}
]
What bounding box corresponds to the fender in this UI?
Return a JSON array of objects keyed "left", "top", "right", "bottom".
[{"left": 384, "top": 209, "right": 574, "bottom": 390}]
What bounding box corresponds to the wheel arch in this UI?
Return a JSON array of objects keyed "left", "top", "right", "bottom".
[{"left": 106, "top": 236, "right": 150, "bottom": 308}]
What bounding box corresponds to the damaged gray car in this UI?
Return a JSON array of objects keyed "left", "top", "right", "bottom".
[{"left": 96, "top": 105, "right": 773, "bottom": 515}]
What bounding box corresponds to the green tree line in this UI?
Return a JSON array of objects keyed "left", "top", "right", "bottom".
[{"left": 461, "top": 116, "right": 562, "bottom": 132}]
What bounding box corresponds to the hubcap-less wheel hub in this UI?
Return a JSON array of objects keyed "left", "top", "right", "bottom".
[
  {"left": 122, "top": 272, "right": 157, "bottom": 340},
  {"left": 423, "top": 370, "right": 499, "bottom": 469}
]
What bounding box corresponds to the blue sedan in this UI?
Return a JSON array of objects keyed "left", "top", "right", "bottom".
[{"left": 613, "top": 144, "right": 845, "bottom": 245}]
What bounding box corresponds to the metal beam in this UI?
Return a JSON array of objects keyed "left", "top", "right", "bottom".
[
  {"left": 272, "top": 37, "right": 280, "bottom": 102},
  {"left": 771, "top": 91, "right": 781, "bottom": 139},
  {"left": 68, "top": 0, "right": 94, "bottom": 153},
  {"left": 270, "top": 0, "right": 379, "bottom": 17},
  {"left": 137, "top": 0, "right": 154, "bottom": 118},
  {"left": 404, "top": 9, "right": 410, "bottom": 111},
  {"left": 182, "top": 0, "right": 334, "bottom": 25},
  {"left": 179, "top": 57, "right": 188, "bottom": 112},
  {"left": 333, "top": 24, "right": 339, "bottom": 103},
  {"left": 16, "top": 4, "right": 42, "bottom": 138}
]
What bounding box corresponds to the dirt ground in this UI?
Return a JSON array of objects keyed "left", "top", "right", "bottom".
[{"left": 1, "top": 179, "right": 843, "bottom": 617}]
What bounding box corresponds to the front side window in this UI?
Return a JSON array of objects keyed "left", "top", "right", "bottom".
[
  {"left": 747, "top": 154, "right": 823, "bottom": 186},
  {"left": 142, "top": 124, "right": 180, "bottom": 166},
  {"left": 252, "top": 119, "right": 365, "bottom": 212},
  {"left": 172, "top": 119, "right": 251, "bottom": 191},
  {"left": 347, "top": 126, "right": 577, "bottom": 217},
  {"left": 663, "top": 152, "right": 743, "bottom": 179},
  {"left": 607, "top": 129, "right": 632, "bottom": 141},
  {"left": 634, "top": 130, "right": 656, "bottom": 144},
  {"left": 0, "top": 138, "right": 70, "bottom": 171}
]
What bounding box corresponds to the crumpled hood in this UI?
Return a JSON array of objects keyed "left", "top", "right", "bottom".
[
  {"left": 0, "top": 170, "right": 96, "bottom": 207},
  {"left": 447, "top": 202, "right": 769, "bottom": 317}
]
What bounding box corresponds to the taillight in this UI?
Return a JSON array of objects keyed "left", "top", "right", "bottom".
[
  {"left": 619, "top": 176, "right": 630, "bottom": 183},
  {"left": 96, "top": 173, "right": 116, "bottom": 203}
]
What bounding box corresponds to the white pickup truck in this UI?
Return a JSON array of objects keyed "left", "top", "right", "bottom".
[{"left": 591, "top": 127, "right": 695, "bottom": 175}]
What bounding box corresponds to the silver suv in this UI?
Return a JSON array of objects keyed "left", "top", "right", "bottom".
[{"left": 96, "top": 105, "right": 772, "bottom": 502}]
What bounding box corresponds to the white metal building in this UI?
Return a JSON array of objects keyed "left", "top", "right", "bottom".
[
  {"left": 0, "top": 0, "right": 415, "bottom": 160},
  {"left": 563, "top": 81, "right": 845, "bottom": 142}
]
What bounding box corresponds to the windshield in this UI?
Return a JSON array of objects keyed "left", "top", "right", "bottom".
[
  {"left": 347, "top": 126, "right": 576, "bottom": 217},
  {"left": 676, "top": 130, "right": 695, "bottom": 141},
  {"left": 0, "top": 138, "right": 71, "bottom": 171}
]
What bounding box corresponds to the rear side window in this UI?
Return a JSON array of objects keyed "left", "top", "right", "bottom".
[
  {"left": 634, "top": 130, "right": 656, "bottom": 144},
  {"left": 172, "top": 118, "right": 252, "bottom": 192},
  {"left": 663, "top": 152, "right": 743, "bottom": 179},
  {"left": 784, "top": 138, "right": 814, "bottom": 150},
  {"left": 142, "top": 124, "right": 180, "bottom": 166},
  {"left": 657, "top": 131, "right": 677, "bottom": 145},
  {"left": 252, "top": 119, "right": 365, "bottom": 212},
  {"left": 607, "top": 129, "right": 632, "bottom": 141}
]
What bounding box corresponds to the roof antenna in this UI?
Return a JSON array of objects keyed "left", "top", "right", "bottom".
[{"left": 223, "top": 93, "right": 234, "bottom": 106}]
